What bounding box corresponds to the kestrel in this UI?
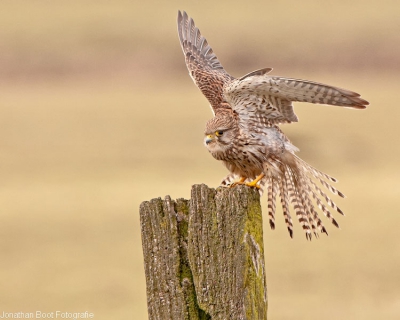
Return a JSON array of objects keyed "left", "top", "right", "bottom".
[{"left": 177, "top": 11, "right": 368, "bottom": 239}]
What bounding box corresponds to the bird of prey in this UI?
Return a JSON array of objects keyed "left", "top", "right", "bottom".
[{"left": 177, "top": 11, "right": 368, "bottom": 239}]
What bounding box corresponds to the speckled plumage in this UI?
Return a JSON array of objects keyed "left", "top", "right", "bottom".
[{"left": 177, "top": 11, "right": 368, "bottom": 239}]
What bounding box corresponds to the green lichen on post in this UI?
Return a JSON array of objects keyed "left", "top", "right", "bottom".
[{"left": 243, "top": 190, "right": 268, "bottom": 320}]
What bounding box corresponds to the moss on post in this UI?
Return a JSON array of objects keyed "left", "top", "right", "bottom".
[{"left": 140, "top": 184, "right": 267, "bottom": 320}]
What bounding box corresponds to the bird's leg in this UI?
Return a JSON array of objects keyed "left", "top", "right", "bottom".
[
  {"left": 245, "top": 173, "right": 265, "bottom": 189},
  {"left": 229, "top": 176, "right": 246, "bottom": 188}
]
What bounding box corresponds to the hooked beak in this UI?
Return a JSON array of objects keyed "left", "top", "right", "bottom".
[{"left": 205, "top": 134, "right": 213, "bottom": 145}]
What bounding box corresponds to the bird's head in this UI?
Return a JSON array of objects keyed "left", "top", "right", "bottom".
[{"left": 204, "top": 113, "right": 236, "bottom": 156}]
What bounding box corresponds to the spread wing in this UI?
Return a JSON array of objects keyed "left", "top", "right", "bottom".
[
  {"left": 177, "top": 11, "right": 233, "bottom": 113},
  {"left": 224, "top": 70, "right": 369, "bottom": 125}
]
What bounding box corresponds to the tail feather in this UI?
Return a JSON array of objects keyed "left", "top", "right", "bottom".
[
  {"left": 258, "top": 176, "right": 268, "bottom": 196},
  {"left": 297, "top": 174, "right": 319, "bottom": 238},
  {"left": 309, "top": 200, "right": 327, "bottom": 236},
  {"left": 219, "top": 155, "right": 345, "bottom": 239},
  {"left": 279, "top": 176, "right": 294, "bottom": 238},
  {"left": 267, "top": 177, "right": 276, "bottom": 230},
  {"left": 296, "top": 155, "right": 337, "bottom": 182},
  {"left": 286, "top": 169, "right": 312, "bottom": 239},
  {"left": 305, "top": 176, "right": 344, "bottom": 215},
  {"left": 301, "top": 177, "right": 327, "bottom": 236},
  {"left": 220, "top": 174, "right": 236, "bottom": 187},
  {"left": 258, "top": 155, "right": 345, "bottom": 239},
  {"left": 312, "top": 174, "right": 345, "bottom": 198},
  {"left": 307, "top": 184, "right": 340, "bottom": 229},
  {"left": 296, "top": 155, "right": 345, "bottom": 197}
]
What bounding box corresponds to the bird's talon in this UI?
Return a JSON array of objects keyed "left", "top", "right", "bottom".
[
  {"left": 244, "top": 173, "right": 265, "bottom": 189},
  {"left": 229, "top": 177, "right": 246, "bottom": 188},
  {"left": 245, "top": 181, "right": 261, "bottom": 189}
]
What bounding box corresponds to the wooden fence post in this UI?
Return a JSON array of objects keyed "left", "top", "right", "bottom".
[{"left": 140, "top": 184, "right": 268, "bottom": 320}]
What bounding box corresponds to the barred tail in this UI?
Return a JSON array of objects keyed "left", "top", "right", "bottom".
[
  {"left": 262, "top": 155, "right": 344, "bottom": 239},
  {"left": 220, "top": 157, "right": 344, "bottom": 239}
]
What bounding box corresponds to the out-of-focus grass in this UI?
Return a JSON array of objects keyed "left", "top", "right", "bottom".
[
  {"left": 0, "top": 0, "right": 399, "bottom": 319},
  {"left": 1, "top": 0, "right": 399, "bottom": 80}
]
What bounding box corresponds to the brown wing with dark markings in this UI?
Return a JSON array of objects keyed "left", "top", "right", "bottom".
[
  {"left": 177, "top": 11, "right": 233, "bottom": 113},
  {"left": 224, "top": 71, "right": 369, "bottom": 125}
]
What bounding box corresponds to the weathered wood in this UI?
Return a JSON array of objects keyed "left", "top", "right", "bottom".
[{"left": 140, "top": 184, "right": 267, "bottom": 320}]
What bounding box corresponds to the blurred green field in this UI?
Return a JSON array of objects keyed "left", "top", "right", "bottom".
[{"left": 0, "top": 0, "right": 399, "bottom": 319}]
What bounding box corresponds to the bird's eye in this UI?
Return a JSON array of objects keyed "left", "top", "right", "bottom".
[{"left": 215, "top": 130, "right": 224, "bottom": 136}]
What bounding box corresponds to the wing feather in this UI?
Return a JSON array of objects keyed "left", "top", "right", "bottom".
[
  {"left": 224, "top": 72, "right": 369, "bottom": 125},
  {"left": 177, "top": 11, "right": 233, "bottom": 112}
]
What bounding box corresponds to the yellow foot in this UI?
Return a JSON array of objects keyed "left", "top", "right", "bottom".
[
  {"left": 244, "top": 173, "right": 265, "bottom": 189},
  {"left": 229, "top": 177, "right": 246, "bottom": 188}
]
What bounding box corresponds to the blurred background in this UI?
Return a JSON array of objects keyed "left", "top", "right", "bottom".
[{"left": 0, "top": 0, "right": 399, "bottom": 319}]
